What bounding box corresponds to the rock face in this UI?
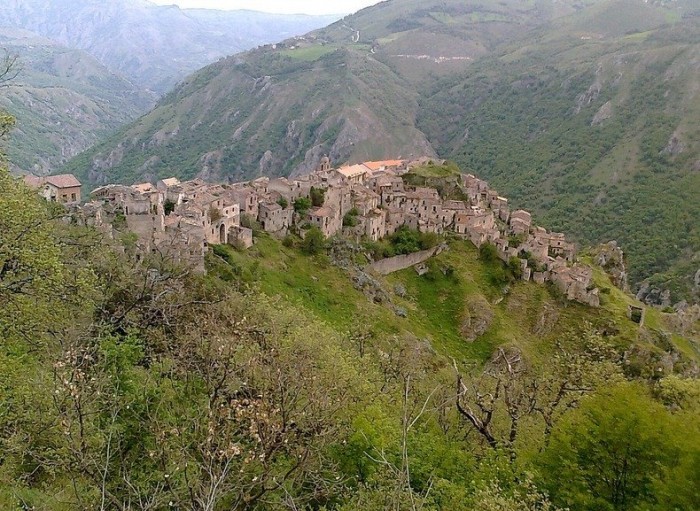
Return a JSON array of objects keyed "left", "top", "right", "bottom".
[
  {"left": 636, "top": 283, "right": 672, "bottom": 307},
  {"left": 461, "top": 297, "right": 494, "bottom": 342},
  {"left": 593, "top": 241, "right": 628, "bottom": 291},
  {"left": 591, "top": 100, "right": 613, "bottom": 125}
]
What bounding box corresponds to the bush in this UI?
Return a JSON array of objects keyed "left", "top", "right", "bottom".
[
  {"left": 343, "top": 212, "right": 359, "bottom": 227},
  {"left": 294, "top": 197, "right": 312, "bottom": 214},
  {"left": 277, "top": 197, "right": 289, "bottom": 209},
  {"left": 301, "top": 227, "right": 326, "bottom": 255},
  {"left": 164, "top": 199, "right": 176, "bottom": 215},
  {"left": 508, "top": 257, "right": 523, "bottom": 280},
  {"left": 479, "top": 243, "right": 500, "bottom": 264},
  {"left": 310, "top": 186, "right": 325, "bottom": 207}
]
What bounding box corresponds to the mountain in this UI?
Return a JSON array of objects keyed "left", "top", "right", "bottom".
[
  {"left": 0, "top": 27, "right": 152, "bottom": 175},
  {"left": 420, "top": 0, "right": 700, "bottom": 303},
  {"left": 0, "top": 0, "right": 341, "bottom": 94},
  {"left": 61, "top": 0, "right": 700, "bottom": 303},
  {"left": 61, "top": 0, "right": 580, "bottom": 185}
]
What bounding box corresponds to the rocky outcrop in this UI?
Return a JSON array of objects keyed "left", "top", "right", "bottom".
[
  {"left": 591, "top": 100, "right": 613, "bottom": 125},
  {"left": 593, "top": 241, "right": 628, "bottom": 291},
  {"left": 636, "top": 283, "right": 672, "bottom": 307},
  {"left": 662, "top": 131, "right": 685, "bottom": 156},
  {"left": 461, "top": 297, "right": 494, "bottom": 342}
]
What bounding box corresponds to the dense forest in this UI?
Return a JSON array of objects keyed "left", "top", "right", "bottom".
[{"left": 1, "top": 110, "right": 699, "bottom": 510}]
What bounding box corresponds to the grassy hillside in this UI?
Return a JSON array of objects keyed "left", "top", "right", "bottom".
[
  {"left": 2, "top": 159, "right": 699, "bottom": 509},
  {"left": 0, "top": 28, "right": 152, "bottom": 175},
  {"left": 210, "top": 234, "right": 698, "bottom": 372}
]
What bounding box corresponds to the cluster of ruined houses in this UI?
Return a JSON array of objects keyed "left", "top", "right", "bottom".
[{"left": 24, "top": 157, "right": 600, "bottom": 306}]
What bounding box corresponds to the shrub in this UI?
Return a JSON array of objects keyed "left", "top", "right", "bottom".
[
  {"left": 277, "top": 197, "right": 289, "bottom": 209},
  {"left": 479, "top": 243, "right": 499, "bottom": 264},
  {"left": 294, "top": 197, "right": 312, "bottom": 214},
  {"left": 301, "top": 227, "right": 326, "bottom": 255},
  {"left": 343, "top": 212, "right": 359, "bottom": 227},
  {"left": 209, "top": 206, "right": 222, "bottom": 222},
  {"left": 164, "top": 199, "right": 176, "bottom": 215},
  {"left": 310, "top": 186, "right": 325, "bottom": 207}
]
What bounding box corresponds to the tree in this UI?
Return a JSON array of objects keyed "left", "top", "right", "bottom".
[
  {"left": 301, "top": 226, "right": 326, "bottom": 255},
  {"left": 539, "top": 382, "right": 679, "bottom": 510},
  {"left": 294, "top": 197, "right": 312, "bottom": 214},
  {"left": 310, "top": 186, "right": 325, "bottom": 207}
]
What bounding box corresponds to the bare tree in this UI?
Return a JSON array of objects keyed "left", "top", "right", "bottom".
[
  {"left": 455, "top": 337, "right": 621, "bottom": 455},
  {"left": 0, "top": 48, "right": 20, "bottom": 87}
]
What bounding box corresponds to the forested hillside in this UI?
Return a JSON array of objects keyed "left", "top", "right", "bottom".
[
  {"left": 2, "top": 111, "right": 700, "bottom": 509},
  {"left": 420, "top": 1, "right": 700, "bottom": 303},
  {"left": 0, "top": 28, "right": 152, "bottom": 175}
]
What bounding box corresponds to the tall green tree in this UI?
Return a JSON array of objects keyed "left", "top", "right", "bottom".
[{"left": 539, "top": 382, "right": 680, "bottom": 511}]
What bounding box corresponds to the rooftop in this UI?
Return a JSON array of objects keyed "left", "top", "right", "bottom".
[
  {"left": 45, "top": 174, "right": 81, "bottom": 189},
  {"left": 337, "top": 164, "right": 370, "bottom": 179},
  {"left": 364, "top": 160, "right": 405, "bottom": 171}
]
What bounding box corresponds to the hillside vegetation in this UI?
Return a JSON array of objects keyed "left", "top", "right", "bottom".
[
  {"left": 2, "top": 133, "right": 699, "bottom": 508},
  {"left": 62, "top": 0, "right": 700, "bottom": 303},
  {"left": 0, "top": 28, "right": 152, "bottom": 175},
  {"left": 420, "top": 1, "right": 700, "bottom": 303}
]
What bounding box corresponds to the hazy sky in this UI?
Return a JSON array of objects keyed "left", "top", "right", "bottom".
[{"left": 150, "top": 0, "right": 380, "bottom": 15}]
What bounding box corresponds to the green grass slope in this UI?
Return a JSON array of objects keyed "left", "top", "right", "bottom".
[{"left": 209, "top": 234, "right": 699, "bottom": 374}]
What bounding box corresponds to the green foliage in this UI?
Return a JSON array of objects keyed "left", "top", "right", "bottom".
[
  {"left": 294, "top": 197, "right": 312, "bottom": 214},
  {"left": 163, "top": 198, "right": 176, "bottom": 215},
  {"left": 539, "top": 382, "right": 696, "bottom": 511},
  {"left": 277, "top": 196, "right": 289, "bottom": 209},
  {"left": 310, "top": 186, "right": 326, "bottom": 207},
  {"left": 301, "top": 226, "right": 326, "bottom": 255},
  {"left": 343, "top": 208, "right": 360, "bottom": 227}
]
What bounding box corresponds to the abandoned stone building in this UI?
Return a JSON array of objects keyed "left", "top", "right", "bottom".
[
  {"left": 59, "top": 153, "right": 598, "bottom": 306},
  {"left": 24, "top": 173, "right": 82, "bottom": 204}
]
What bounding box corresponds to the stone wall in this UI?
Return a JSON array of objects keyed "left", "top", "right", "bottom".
[{"left": 368, "top": 243, "right": 448, "bottom": 275}]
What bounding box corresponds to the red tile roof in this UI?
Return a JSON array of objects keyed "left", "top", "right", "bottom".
[{"left": 45, "top": 174, "right": 81, "bottom": 189}]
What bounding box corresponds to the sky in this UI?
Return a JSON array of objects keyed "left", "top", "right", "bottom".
[{"left": 150, "top": 0, "right": 380, "bottom": 15}]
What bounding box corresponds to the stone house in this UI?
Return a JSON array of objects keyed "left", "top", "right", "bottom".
[
  {"left": 362, "top": 209, "right": 387, "bottom": 241},
  {"left": 259, "top": 202, "right": 292, "bottom": 235},
  {"left": 351, "top": 186, "right": 380, "bottom": 215},
  {"left": 336, "top": 164, "right": 371, "bottom": 184},
  {"left": 25, "top": 174, "right": 82, "bottom": 204},
  {"left": 509, "top": 210, "right": 532, "bottom": 235},
  {"left": 226, "top": 186, "right": 260, "bottom": 219},
  {"left": 308, "top": 206, "right": 342, "bottom": 238}
]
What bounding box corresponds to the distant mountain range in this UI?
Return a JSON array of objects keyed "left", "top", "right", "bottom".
[
  {"left": 60, "top": 0, "right": 700, "bottom": 304},
  {"left": 0, "top": 0, "right": 340, "bottom": 94},
  {"left": 0, "top": 0, "right": 338, "bottom": 174}
]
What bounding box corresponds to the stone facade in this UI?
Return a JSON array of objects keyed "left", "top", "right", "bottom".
[
  {"left": 25, "top": 174, "right": 82, "bottom": 204},
  {"left": 67, "top": 155, "right": 599, "bottom": 306}
]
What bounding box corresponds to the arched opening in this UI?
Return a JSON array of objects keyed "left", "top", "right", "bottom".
[{"left": 219, "top": 223, "right": 226, "bottom": 244}]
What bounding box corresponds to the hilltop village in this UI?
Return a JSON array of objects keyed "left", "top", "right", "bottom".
[{"left": 34, "top": 158, "right": 601, "bottom": 307}]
